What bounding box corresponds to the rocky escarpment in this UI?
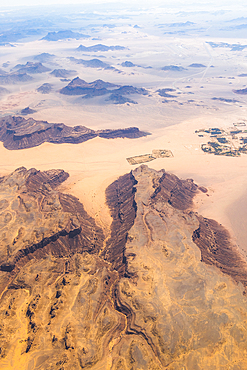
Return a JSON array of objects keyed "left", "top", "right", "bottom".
[
  {"left": 0, "top": 165, "right": 247, "bottom": 370},
  {"left": 103, "top": 173, "right": 137, "bottom": 276},
  {"left": 0, "top": 115, "right": 149, "bottom": 150},
  {"left": 193, "top": 215, "right": 247, "bottom": 290}
]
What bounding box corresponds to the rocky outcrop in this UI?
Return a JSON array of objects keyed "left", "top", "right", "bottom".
[
  {"left": 104, "top": 173, "right": 137, "bottom": 275},
  {"left": 20, "top": 107, "right": 37, "bottom": 115},
  {"left": 1, "top": 165, "right": 247, "bottom": 369},
  {"left": 0, "top": 115, "right": 149, "bottom": 150},
  {"left": 193, "top": 215, "right": 247, "bottom": 290},
  {"left": 36, "top": 83, "right": 52, "bottom": 93},
  {"left": 0, "top": 167, "right": 104, "bottom": 276}
]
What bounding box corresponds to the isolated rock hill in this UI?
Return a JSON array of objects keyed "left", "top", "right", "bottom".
[
  {"left": 14, "top": 61, "right": 51, "bottom": 74},
  {"left": 33, "top": 52, "right": 55, "bottom": 62},
  {"left": 161, "top": 65, "right": 186, "bottom": 71},
  {"left": 0, "top": 115, "right": 149, "bottom": 150},
  {"left": 76, "top": 44, "right": 125, "bottom": 52},
  {"left": 20, "top": 107, "right": 37, "bottom": 115},
  {"left": 36, "top": 83, "right": 53, "bottom": 94},
  {"left": 188, "top": 63, "right": 206, "bottom": 67},
  {"left": 41, "top": 30, "right": 90, "bottom": 41},
  {"left": 0, "top": 165, "right": 247, "bottom": 369}
]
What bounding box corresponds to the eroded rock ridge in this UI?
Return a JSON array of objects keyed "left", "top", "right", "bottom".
[
  {"left": 0, "top": 115, "right": 149, "bottom": 150},
  {"left": 0, "top": 165, "right": 247, "bottom": 369}
]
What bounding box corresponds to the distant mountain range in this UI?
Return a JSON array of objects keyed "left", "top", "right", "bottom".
[
  {"left": 60, "top": 77, "right": 148, "bottom": 104},
  {"left": 69, "top": 57, "right": 120, "bottom": 72}
]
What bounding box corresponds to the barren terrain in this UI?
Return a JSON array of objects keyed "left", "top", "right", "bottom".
[{"left": 1, "top": 2, "right": 247, "bottom": 368}]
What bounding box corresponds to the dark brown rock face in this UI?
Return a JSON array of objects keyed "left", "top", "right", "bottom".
[
  {"left": 193, "top": 215, "right": 247, "bottom": 291},
  {"left": 151, "top": 171, "right": 199, "bottom": 210},
  {"left": 104, "top": 172, "right": 137, "bottom": 276},
  {"left": 0, "top": 115, "right": 149, "bottom": 150}
]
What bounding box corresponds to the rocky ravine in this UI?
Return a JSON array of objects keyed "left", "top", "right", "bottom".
[
  {"left": 0, "top": 166, "right": 247, "bottom": 369},
  {"left": 0, "top": 116, "right": 149, "bottom": 150}
]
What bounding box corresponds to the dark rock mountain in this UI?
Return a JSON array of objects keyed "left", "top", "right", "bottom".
[
  {"left": 161, "top": 65, "right": 186, "bottom": 71},
  {"left": 121, "top": 61, "right": 136, "bottom": 67},
  {"left": 41, "top": 30, "right": 90, "bottom": 41},
  {"left": 188, "top": 63, "right": 206, "bottom": 67},
  {"left": 0, "top": 115, "right": 149, "bottom": 150},
  {"left": 76, "top": 44, "right": 125, "bottom": 52},
  {"left": 14, "top": 62, "right": 51, "bottom": 74},
  {"left": 33, "top": 52, "right": 55, "bottom": 62},
  {"left": 36, "top": 83, "right": 53, "bottom": 94},
  {"left": 20, "top": 107, "right": 37, "bottom": 115}
]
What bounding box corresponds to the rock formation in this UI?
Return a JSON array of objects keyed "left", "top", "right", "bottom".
[
  {"left": 0, "top": 116, "right": 149, "bottom": 150},
  {"left": 0, "top": 165, "right": 247, "bottom": 369}
]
